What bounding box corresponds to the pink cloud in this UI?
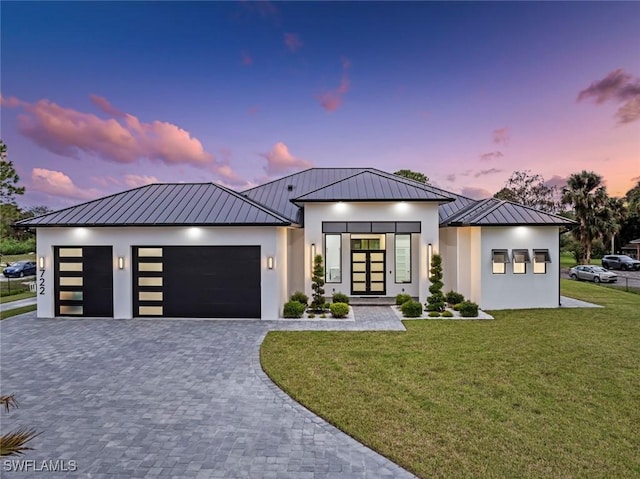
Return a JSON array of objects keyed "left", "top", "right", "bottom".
[
  {"left": 123, "top": 174, "right": 159, "bottom": 188},
  {"left": 2, "top": 94, "right": 242, "bottom": 182},
  {"left": 480, "top": 151, "right": 504, "bottom": 161},
  {"left": 578, "top": 69, "right": 640, "bottom": 124},
  {"left": 241, "top": 51, "right": 253, "bottom": 66},
  {"left": 32, "top": 168, "right": 101, "bottom": 200},
  {"left": 316, "top": 57, "right": 351, "bottom": 112},
  {"left": 284, "top": 33, "right": 303, "bottom": 53},
  {"left": 260, "top": 142, "right": 312, "bottom": 176},
  {"left": 474, "top": 168, "right": 503, "bottom": 178},
  {"left": 460, "top": 186, "right": 492, "bottom": 200},
  {"left": 91, "top": 175, "right": 121, "bottom": 188},
  {"left": 544, "top": 175, "right": 568, "bottom": 189},
  {"left": 492, "top": 127, "right": 509, "bottom": 145}
]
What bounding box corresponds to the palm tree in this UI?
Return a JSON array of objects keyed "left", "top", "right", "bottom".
[
  {"left": 0, "top": 395, "right": 39, "bottom": 456},
  {"left": 605, "top": 197, "right": 627, "bottom": 254},
  {"left": 561, "top": 171, "right": 609, "bottom": 263}
]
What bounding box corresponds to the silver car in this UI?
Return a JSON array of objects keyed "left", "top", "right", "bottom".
[{"left": 569, "top": 265, "right": 618, "bottom": 283}]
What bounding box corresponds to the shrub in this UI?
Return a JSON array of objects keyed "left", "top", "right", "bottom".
[
  {"left": 310, "top": 255, "right": 325, "bottom": 311},
  {"left": 307, "top": 313, "right": 315, "bottom": 318},
  {"left": 320, "top": 313, "right": 327, "bottom": 318},
  {"left": 459, "top": 301, "right": 479, "bottom": 318},
  {"left": 323, "top": 302, "right": 331, "bottom": 310},
  {"left": 426, "top": 301, "right": 446, "bottom": 312},
  {"left": 283, "top": 301, "right": 306, "bottom": 318},
  {"left": 442, "top": 310, "right": 454, "bottom": 318},
  {"left": 330, "top": 302, "right": 350, "bottom": 318},
  {"left": 453, "top": 303, "right": 462, "bottom": 311},
  {"left": 290, "top": 291, "right": 308, "bottom": 306},
  {"left": 401, "top": 300, "right": 423, "bottom": 318},
  {"left": 428, "top": 311, "right": 440, "bottom": 317},
  {"left": 0, "top": 238, "right": 36, "bottom": 256},
  {"left": 445, "top": 290, "right": 465, "bottom": 306},
  {"left": 426, "top": 254, "right": 445, "bottom": 312},
  {"left": 332, "top": 292, "right": 349, "bottom": 304},
  {"left": 395, "top": 293, "right": 412, "bottom": 305}
]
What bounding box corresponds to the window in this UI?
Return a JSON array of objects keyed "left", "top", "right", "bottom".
[
  {"left": 512, "top": 249, "right": 530, "bottom": 274},
  {"left": 533, "top": 249, "right": 551, "bottom": 274},
  {"left": 395, "top": 234, "right": 411, "bottom": 283},
  {"left": 492, "top": 249, "right": 509, "bottom": 274},
  {"left": 325, "top": 234, "right": 341, "bottom": 283}
]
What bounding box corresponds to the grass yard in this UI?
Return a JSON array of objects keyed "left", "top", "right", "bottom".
[
  {"left": 559, "top": 251, "right": 600, "bottom": 268},
  {"left": 0, "top": 291, "right": 36, "bottom": 303},
  {"left": 0, "top": 304, "right": 37, "bottom": 320},
  {"left": 261, "top": 280, "right": 640, "bottom": 478}
]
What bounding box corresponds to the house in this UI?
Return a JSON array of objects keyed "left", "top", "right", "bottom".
[
  {"left": 17, "top": 168, "right": 573, "bottom": 319},
  {"left": 621, "top": 239, "right": 640, "bottom": 259}
]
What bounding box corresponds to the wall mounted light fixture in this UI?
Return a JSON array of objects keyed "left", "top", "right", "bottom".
[
  {"left": 267, "top": 256, "right": 274, "bottom": 270},
  {"left": 311, "top": 243, "right": 316, "bottom": 270},
  {"left": 427, "top": 243, "right": 433, "bottom": 276},
  {"left": 39, "top": 256, "right": 45, "bottom": 270},
  {"left": 118, "top": 256, "right": 125, "bottom": 270}
]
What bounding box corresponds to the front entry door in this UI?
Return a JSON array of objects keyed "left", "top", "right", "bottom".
[{"left": 351, "top": 251, "right": 386, "bottom": 295}]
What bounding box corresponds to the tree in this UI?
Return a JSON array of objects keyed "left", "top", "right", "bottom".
[
  {"left": 604, "top": 196, "right": 627, "bottom": 254},
  {"left": 625, "top": 181, "right": 640, "bottom": 217},
  {"left": 310, "top": 254, "right": 325, "bottom": 311},
  {"left": 493, "top": 170, "right": 560, "bottom": 213},
  {"left": 561, "top": 171, "right": 609, "bottom": 263},
  {"left": 0, "top": 395, "right": 39, "bottom": 456},
  {"left": 0, "top": 141, "right": 25, "bottom": 206},
  {"left": 619, "top": 181, "right": 640, "bottom": 250},
  {"left": 394, "top": 169, "right": 429, "bottom": 184},
  {"left": 425, "top": 254, "right": 445, "bottom": 312}
]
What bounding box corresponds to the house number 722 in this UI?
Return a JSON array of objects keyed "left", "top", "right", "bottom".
[{"left": 39, "top": 269, "right": 45, "bottom": 295}]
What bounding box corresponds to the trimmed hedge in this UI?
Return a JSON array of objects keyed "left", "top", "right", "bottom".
[
  {"left": 283, "top": 301, "right": 306, "bottom": 318},
  {"left": 289, "top": 291, "right": 308, "bottom": 306},
  {"left": 330, "top": 302, "right": 349, "bottom": 318},
  {"left": 459, "top": 301, "right": 479, "bottom": 318},
  {"left": 442, "top": 310, "right": 454, "bottom": 318},
  {"left": 332, "top": 292, "right": 349, "bottom": 304},
  {"left": 401, "top": 300, "right": 423, "bottom": 318},
  {"left": 428, "top": 311, "right": 440, "bottom": 317},
  {"left": 445, "top": 290, "right": 465, "bottom": 306},
  {"left": 395, "top": 293, "right": 412, "bottom": 306}
]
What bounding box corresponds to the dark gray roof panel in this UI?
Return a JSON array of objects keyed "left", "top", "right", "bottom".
[
  {"left": 292, "top": 170, "right": 454, "bottom": 203},
  {"left": 445, "top": 198, "right": 575, "bottom": 226},
  {"left": 17, "top": 183, "right": 292, "bottom": 227}
]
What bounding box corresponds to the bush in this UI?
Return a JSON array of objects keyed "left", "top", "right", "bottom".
[
  {"left": 401, "top": 300, "right": 423, "bottom": 318},
  {"left": 290, "top": 291, "right": 308, "bottom": 306},
  {"left": 426, "top": 254, "right": 445, "bottom": 312},
  {"left": 453, "top": 303, "right": 462, "bottom": 311},
  {"left": 332, "top": 292, "right": 349, "bottom": 304},
  {"left": 310, "top": 255, "right": 325, "bottom": 311},
  {"left": 445, "top": 290, "right": 465, "bottom": 306},
  {"left": 320, "top": 313, "right": 327, "bottom": 318},
  {"left": 442, "top": 310, "right": 454, "bottom": 318},
  {"left": 330, "top": 302, "right": 350, "bottom": 318},
  {"left": 0, "top": 238, "right": 36, "bottom": 256},
  {"left": 459, "top": 301, "right": 479, "bottom": 318},
  {"left": 308, "top": 313, "right": 315, "bottom": 318},
  {"left": 324, "top": 302, "right": 331, "bottom": 310},
  {"left": 426, "top": 301, "right": 446, "bottom": 312},
  {"left": 428, "top": 311, "right": 440, "bottom": 317},
  {"left": 283, "top": 301, "right": 306, "bottom": 318},
  {"left": 395, "top": 293, "right": 412, "bottom": 305}
]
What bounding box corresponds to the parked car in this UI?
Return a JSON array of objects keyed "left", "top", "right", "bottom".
[
  {"left": 569, "top": 265, "right": 618, "bottom": 283},
  {"left": 2, "top": 260, "right": 37, "bottom": 278},
  {"left": 601, "top": 254, "right": 640, "bottom": 271}
]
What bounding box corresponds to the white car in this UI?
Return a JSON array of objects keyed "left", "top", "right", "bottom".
[{"left": 569, "top": 265, "right": 618, "bottom": 283}]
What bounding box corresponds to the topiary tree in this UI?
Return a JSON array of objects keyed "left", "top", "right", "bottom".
[
  {"left": 426, "top": 253, "right": 445, "bottom": 312},
  {"left": 310, "top": 254, "right": 325, "bottom": 311}
]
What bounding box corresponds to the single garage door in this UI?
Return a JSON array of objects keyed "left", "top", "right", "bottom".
[
  {"left": 54, "top": 246, "right": 114, "bottom": 317},
  {"left": 132, "top": 246, "right": 261, "bottom": 318}
]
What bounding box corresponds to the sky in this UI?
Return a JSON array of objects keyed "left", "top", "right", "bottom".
[{"left": 1, "top": 1, "right": 639, "bottom": 210}]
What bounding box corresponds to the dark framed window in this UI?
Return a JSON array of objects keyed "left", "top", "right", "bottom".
[
  {"left": 325, "top": 234, "right": 342, "bottom": 283},
  {"left": 512, "top": 249, "right": 530, "bottom": 274},
  {"left": 492, "top": 249, "right": 509, "bottom": 274},
  {"left": 395, "top": 234, "right": 411, "bottom": 283},
  {"left": 533, "top": 249, "right": 551, "bottom": 274}
]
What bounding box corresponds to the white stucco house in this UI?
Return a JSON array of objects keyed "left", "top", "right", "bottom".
[{"left": 17, "top": 168, "right": 573, "bottom": 319}]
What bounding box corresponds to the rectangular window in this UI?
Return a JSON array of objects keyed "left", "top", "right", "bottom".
[
  {"left": 533, "top": 249, "right": 551, "bottom": 274},
  {"left": 325, "top": 234, "right": 342, "bottom": 283},
  {"left": 395, "top": 234, "right": 411, "bottom": 283},
  {"left": 492, "top": 249, "right": 509, "bottom": 274},
  {"left": 512, "top": 249, "right": 530, "bottom": 274}
]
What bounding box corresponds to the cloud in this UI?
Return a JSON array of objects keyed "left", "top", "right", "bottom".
[
  {"left": 91, "top": 176, "right": 121, "bottom": 188},
  {"left": 474, "top": 168, "right": 503, "bottom": 178},
  {"left": 123, "top": 174, "right": 159, "bottom": 188},
  {"left": 445, "top": 174, "right": 456, "bottom": 182},
  {"left": 480, "top": 151, "right": 504, "bottom": 161},
  {"left": 241, "top": 51, "right": 253, "bottom": 66},
  {"left": 1, "top": 94, "right": 243, "bottom": 182},
  {"left": 260, "top": 142, "right": 312, "bottom": 176},
  {"left": 316, "top": 57, "right": 351, "bottom": 112},
  {"left": 284, "top": 33, "right": 303, "bottom": 53},
  {"left": 460, "top": 187, "right": 492, "bottom": 200},
  {"left": 577, "top": 69, "right": 640, "bottom": 124},
  {"left": 544, "top": 175, "right": 568, "bottom": 189},
  {"left": 492, "top": 127, "right": 509, "bottom": 145},
  {"left": 31, "top": 168, "right": 101, "bottom": 200}
]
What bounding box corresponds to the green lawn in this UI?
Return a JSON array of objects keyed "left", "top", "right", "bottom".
[
  {"left": 0, "top": 304, "right": 37, "bottom": 320},
  {"left": 261, "top": 280, "right": 640, "bottom": 478},
  {"left": 0, "top": 291, "right": 36, "bottom": 303},
  {"left": 559, "top": 251, "right": 600, "bottom": 268}
]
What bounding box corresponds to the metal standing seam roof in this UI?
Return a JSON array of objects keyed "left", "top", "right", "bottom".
[
  {"left": 290, "top": 169, "right": 455, "bottom": 203},
  {"left": 17, "top": 183, "right": 293, "bottom": 227},
  {"left": 444, "top": 198, "right": 575, "bottom": 226}
]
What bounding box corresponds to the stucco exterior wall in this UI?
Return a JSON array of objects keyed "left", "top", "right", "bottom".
[
  {"left": 439, "top": 227, "right": 457, "bottom": 293},
  {"left": 286, "top": 227, "right": 305, "bottom": 296},
  {"left": 478, "top": 226, "right": 560, "bottom": 309},
  {"left": 35, "top": 226, "right": 288, "bottom": 319},
  {"left": 303, "top": 202, "right": 440, "bottom": 300}
]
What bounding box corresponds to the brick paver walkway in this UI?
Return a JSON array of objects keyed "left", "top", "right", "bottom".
[{"left": 0, "top": 308, "right": 413, "bottom": 478}]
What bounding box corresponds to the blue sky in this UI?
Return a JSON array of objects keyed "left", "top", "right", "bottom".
[{"left": 1, "top": 1, "right": 639, "bottom": 209}]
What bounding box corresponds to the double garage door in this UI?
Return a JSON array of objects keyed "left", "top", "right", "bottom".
[{"left": 54, "top": 246, "right": 261, "bottom": 318}]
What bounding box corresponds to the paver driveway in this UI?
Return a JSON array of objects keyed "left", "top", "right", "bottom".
[{"left": 0, "top": 310, "right": 414, "bottom": 478}]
